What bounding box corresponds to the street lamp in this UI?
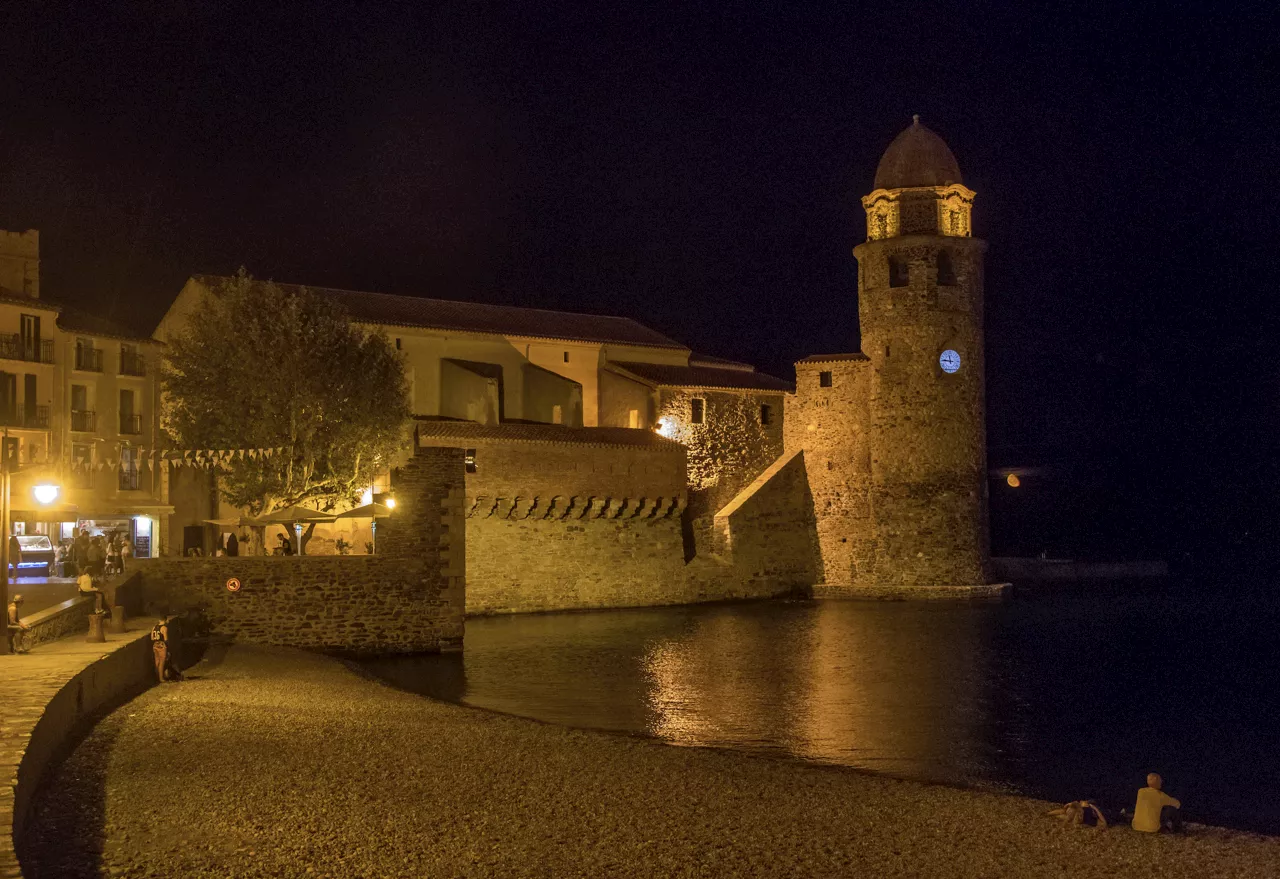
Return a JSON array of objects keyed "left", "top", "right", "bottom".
[{"left": 1, "top": 429, "right": 61, "bottom": 653}]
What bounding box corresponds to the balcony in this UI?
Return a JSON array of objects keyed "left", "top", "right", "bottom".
[
  {"left": 0, "top": 405, "right": 50, "bottom": 430},
  {"left": 0, "top": 335, "right": 54, "bottom": 364},
  {"left": 120, "top": 351, "right": 146, "bottom": 376},
  {"left": 75, "top": 347, "right": 103, "bottom": 372},
  {"left": 70, "top": 409, "right": 96, "bottom": 432},
  {"left": 118, "top": 468, "right": 139, "bottom": 491},
  {"left": 119, "top": 413, "right": 142, "bottom": 435}
]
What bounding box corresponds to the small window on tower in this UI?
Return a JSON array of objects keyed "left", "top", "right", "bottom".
[
  {"left": 819, "top": 371, "right": 833, "bottom": 388},
  {"left": 888, "top": 256, "right": 909, "bottom": 288},
  {"left": 563, "top": 351, "right": 570, "bottom": 363},
  {"left": 690, "top": 398, "right": 705, "bottom": 425},
  {"left": 552, "top": 404, "right": 563, "bottom": 424},
  {"left": 760, "top": 404, "right": 773, "bottom": 426},
  {"left": 395, "top": 338, "right": 402, "bottom": 350},
  {"left": 628, "top": 409, "right": 640, "bottom": 429},
  {"left": 464, "top": 449, "right": 477, "bottom": 474},
  {"left": 936, "top": 250, "right": 957, "bottom": 286}
]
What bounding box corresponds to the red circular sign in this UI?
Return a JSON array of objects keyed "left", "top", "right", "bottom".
[{"left": 226, "top": 577, "right": 242, "bottom": 593}]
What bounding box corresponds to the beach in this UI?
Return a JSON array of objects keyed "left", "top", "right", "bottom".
[{"left": 20, "top": 642, "right": 1279, "bottom": 878}]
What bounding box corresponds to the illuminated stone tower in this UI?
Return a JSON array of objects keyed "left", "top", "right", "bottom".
[{"left": 854, "top": 116, "right": 990, "bottom": 589}]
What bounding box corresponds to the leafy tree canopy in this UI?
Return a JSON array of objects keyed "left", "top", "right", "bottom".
[{"left": 161, "top": 270, "right": 411, "bottom": 516}]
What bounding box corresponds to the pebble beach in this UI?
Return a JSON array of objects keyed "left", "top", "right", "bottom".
[{"left": 20, "top": 643, "right": 1280, "bottom": 878}]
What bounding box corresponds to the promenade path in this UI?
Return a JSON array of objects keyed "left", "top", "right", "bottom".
[
  {"left": 20, "top": 643, "right": 1280, "bottom": 878},
  {"left": 1, "top": 625, "right": 152, "bottom": 879}
]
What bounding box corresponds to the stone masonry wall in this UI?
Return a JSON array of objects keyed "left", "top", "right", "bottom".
[{"left": 127, "top": 446, "right": 466, "bottom": 654}]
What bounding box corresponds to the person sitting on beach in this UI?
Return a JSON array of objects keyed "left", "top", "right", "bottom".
[
  {"left": 6, "top": 593, "right": 27, "bottom": 653},
  {"left": 77, "top": 569, "right": 108, "bottom": 615},
  {"left": 1132, "top": 772, "right": 1182, "bottom": 833}
]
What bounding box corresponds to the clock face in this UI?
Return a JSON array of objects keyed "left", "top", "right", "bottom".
[{"left": 939, "top": 349, "right": 961, "bottom": 374}]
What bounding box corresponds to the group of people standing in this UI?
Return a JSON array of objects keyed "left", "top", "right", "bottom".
[{"left": 59, "top": 530, "right": 133, "bottom": 578}]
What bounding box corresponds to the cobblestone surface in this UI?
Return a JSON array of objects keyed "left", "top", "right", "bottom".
[{"left": 20, "top": 643, "right": 1280, "bottom": 878}]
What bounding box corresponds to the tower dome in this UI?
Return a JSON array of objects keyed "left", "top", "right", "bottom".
[{"left": 873, "top": 116, "right": 963, "bottom": 190}]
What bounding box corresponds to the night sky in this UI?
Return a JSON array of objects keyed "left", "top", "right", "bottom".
[{"left": 2, "top": 3, "right": 1276, "bottom": 572}]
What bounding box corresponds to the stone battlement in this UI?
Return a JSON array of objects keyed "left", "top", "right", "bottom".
[{"left": 465, "top": 494, "right": 685, "bottom": 520}]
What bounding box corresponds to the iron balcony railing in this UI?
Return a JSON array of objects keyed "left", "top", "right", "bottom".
[
  {"left": 118, "top": 468, "right": 140, "bottom": 491},
  {"left": 120, "top": 351, "right": 146, "bottom": 376},
  {"left": 119, "top": 413, "right": 142, "bottom": 435},
  {"left": 70, "top": 409, "right": 96, "bottom": 432},
  {"left": 0, "top": 405, "right": 50, "bottom": 429},
  {"left": 0, "top": 335, "right": 54, "bottom": 364},
  {"left": 75, "top": 347, "right": 103, "bottom": 372}
]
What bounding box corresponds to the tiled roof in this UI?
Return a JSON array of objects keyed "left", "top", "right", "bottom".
[
  {"left": 796, "top": 352, "right": 869, "bottom": 364},
  {"left": 0, "top": 293, "right": 60, "bottom": 313},
  {"left": 688, "top": 353, "right": 755, "bottom": 372},
  {"left": 192, "top": 275, "right": 687, "bottom": 350},
  {"left": 415, "top": 419, "right": 682, "bottom": 451},
  {"left": 56, "top": 307, "right": 156, "bottom": 342},
  {"left": 609, "top": 361, "right": 793, "bottom": 393}
]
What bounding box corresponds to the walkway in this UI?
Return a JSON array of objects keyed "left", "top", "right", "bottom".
[
  {"left": 1, "top": 626, "right": 153, "bottom": 879},
  {"left": 19, "top": 643, "right": 1280, "bottom": 878}
]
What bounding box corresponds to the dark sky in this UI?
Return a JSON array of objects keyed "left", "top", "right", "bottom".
[{"left": 2, "top": 2, "right": 1277, "bottom": 568}]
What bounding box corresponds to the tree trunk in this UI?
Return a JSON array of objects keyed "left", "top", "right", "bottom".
[
  {"left": 299, "top": 521, "right": 317, "bottom": 555},
  {"left": 249, "top": 525, "right": 266, "bottom": 556}
]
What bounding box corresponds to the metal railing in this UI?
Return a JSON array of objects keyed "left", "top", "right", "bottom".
[
  {"left": 75, "top": 347, "right": 103, "bottom": 372},
  {"left": 119, "top": 413, "right": 142, "bottom": 435},
  {"left": 0, "top": 335, "right": 54, "bottom": 364},
  {"left": 120, "top": 351, "right": 146, "bottom": 376},
  {"left": 118, "top": 468, "right": 139, "bottom": 491},
  {"left": 70, "top": 409, "right": 96, "bottom": 432},
  {"left": 0, "top": 406, "right": 50, "bottom": 430}
]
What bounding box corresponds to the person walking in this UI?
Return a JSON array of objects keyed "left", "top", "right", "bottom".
[
  {"left": 7, "top": 534, "right": 22, "bottom": 582},
  {"left": 87, "top": 536, "right": 105, "bottom": 577},
  {"left": 106, "top": 536, "right": 122, "bottom": 576}
]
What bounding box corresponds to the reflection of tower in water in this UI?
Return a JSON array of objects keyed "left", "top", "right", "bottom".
[{"left": 643, "top": 602, "right": 1002, "bottom": 788}]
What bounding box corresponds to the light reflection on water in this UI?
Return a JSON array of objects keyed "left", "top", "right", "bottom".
[{"left": 361, "top": 592, "right": 1280, "bottom": 833}]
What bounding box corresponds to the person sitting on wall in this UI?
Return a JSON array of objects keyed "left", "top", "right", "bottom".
[
  {"left": 277, "top": 533, "right": 294, "bottom": 556},
  {"left": 6, "top": 593, "right": 27, "bottom": 654},
  {"left": 77, "top": 568, "right": 108, "bottom": 615},
  {"left": 1132, "top": 773, "right": 1182, "bottom": 833}
]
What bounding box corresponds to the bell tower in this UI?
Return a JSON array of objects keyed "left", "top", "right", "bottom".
[{"left": 852, "top": 116, "right": 991, "bottom": 589}]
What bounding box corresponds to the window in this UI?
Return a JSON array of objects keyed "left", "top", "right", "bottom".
[
  {"left": 464, "top": 448, "right": 477, "bottom": 474},
  {"left": 73, "top": 442, "right": 93, "bottom": 489},
  {"left": 120, "top": 344, "right": 145, "bottom": 376},
  {"left": 0, "top": 372, "right": 15, "bottom": 424},
  {"left": 19, "top": 314, "right": 41, "bottom": 362},
  {"left": 552, "top": 404, "right": 563, "bottom": 425},
  {"left": 395, "top": 338, "right": 402, "bottom": 350},
  {"left": 71, "top": 384, "right": 94, "bottom": 432},
  {"left": 563, "top": 351, "right": 570, "bottom": 363},
  {"left": 690, "top": 398, "right": 705, "bottom": 425},
  {"left": 936, "top": 250, "right": 956, "bottom": 286},
  {"left": 120, "top": 388, "right": 140, "bottom": 434},
  {"left": 760, "top": 404, "right": 773, "bottom": 426},
  {"left": 119, "top": 446, "right": 139, "bottom": 491},
  {"left": 819, "top": 371, "right": 832, "bottom": 388},
  {"left": 628, "top": 409, "right": 640, "bottom": 429},
  {"left": 888, "top": 256, "right": 909, "bottom": 288}
]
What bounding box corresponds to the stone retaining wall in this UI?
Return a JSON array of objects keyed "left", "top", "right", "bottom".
[
  {"left": 127, "top": 555, "right": 463, "bottom": 654},
  {"left": 15, "top": 598, "right": 94, "bottom": 652}
]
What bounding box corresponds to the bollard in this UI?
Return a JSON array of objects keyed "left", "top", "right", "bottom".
[
  {"left": 86, "top": 612, "right": 107, "bottom": 643},
  {"left": 109, "top": 605, "right": 127, "bottom": 634}
]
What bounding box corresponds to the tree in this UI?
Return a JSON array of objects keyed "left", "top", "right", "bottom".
[{"left": 162, "top": 271, "right": 411, "bottom": 548}]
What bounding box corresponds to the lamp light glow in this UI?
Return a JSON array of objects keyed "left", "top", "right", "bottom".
[
  {"left": 32, "top": 484, "right": 59, "bottom": 505},
  {"left": 1006, "top": 474, "right": 1021, "bottom": 488},
  {"left": 385, "top": 497, "right": 397, "bottom": 509}
]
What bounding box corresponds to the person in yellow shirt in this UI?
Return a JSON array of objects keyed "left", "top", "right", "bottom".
[{"left": 1132, "top": 772, "right": 1182, "bottom": 833}]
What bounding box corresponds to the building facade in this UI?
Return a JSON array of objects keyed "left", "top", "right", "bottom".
[{"left": 0, "top": 231, "right": 169, "bottom": 562}]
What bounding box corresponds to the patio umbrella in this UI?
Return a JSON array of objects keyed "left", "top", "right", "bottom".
[
  {"left": 332, "top": 503, "right": 394, "bottom": 554},
  {"left": 203, "top": 516, "right": 266, "bottom": 528},
  {"left": 256, "top": 505, "right": 335, "bottom": 524},
  {"left": 331, "top": 503, "right": 393, "bottom": 520}
]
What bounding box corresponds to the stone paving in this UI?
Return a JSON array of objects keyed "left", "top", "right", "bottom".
[
  {"left": 18, "top": 643, "right": 1280, "bottom": 878},
  {"left": 0, "top": 626, "right": 152, "bottom": 879}
]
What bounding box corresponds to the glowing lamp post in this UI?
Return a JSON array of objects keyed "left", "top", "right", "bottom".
[
  {"left": 0, "top": 429, "right": 61, "bottom": 652},
  {"left": 33, "top": 484, "right": 59, "bottom": 506}
]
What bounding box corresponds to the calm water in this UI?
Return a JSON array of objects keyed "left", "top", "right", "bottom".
[{"left": 362, "top": 588, "right": 1280, "bottom": 833}]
